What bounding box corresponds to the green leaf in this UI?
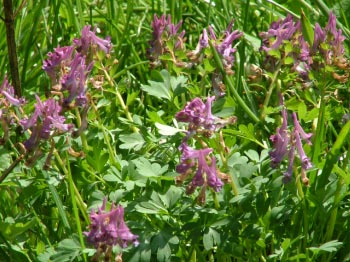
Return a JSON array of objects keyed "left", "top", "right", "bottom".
[
  {"left": 135, "top": 201, "right": 164, "bottom": 214},
  {"left": 0, "top": 218, "right": 36, "bottom": 240},
  {"left": 50, "top": 237, "right": 82, "bottom": 262},
  {"left": 133, "top": 157, "right": 168, "bottom": 177},
  {"left": 0, "top": 148, "right": 11, "bottom": 172},
  {"left": 155, "top": 122, "right": 183, "bottom": 136},
  {"left": 141, "top": 80, "right": 172, "bottom": 101},
  {"left": 224, "top": 124, "right": 267, "bottom": 148},
  {"left": 301, "top": 10, "right": 314, "bottom": 46},
  {"left": 309, "top": 240, "right": 343, "bottom": 253},
  {"left": 284, "top": 56, "right": 294, "bottom": 65},
  {"left": 318, "top": 120, "right": 350, "bottom": 189},
  {"left": 203, "top": 228, "right": 221, "bottom": 250},
  {"left": 119, "top": 133, "right": 145, "bottom": 150}
]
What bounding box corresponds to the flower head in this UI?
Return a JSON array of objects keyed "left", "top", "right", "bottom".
[
  {"left": 176, "top": 142, "right": 223, "bottom": 193},
  {"left": 208, "top": 21, "right": 243, "bottom": 71},
  {"left": 269, "top": 98, "right": 313, "bottom": 184},
  {"left": 175, "top": 96, "right": 217, "bottom": 136},
  {"left": 73, "top": 25, "right": 112, "bottom": 55},
  {"left": 84, "top": 198, "right": 139, "bottom": 249},
  {"left": 61, "top": 54, "right": 93, "bottom": 107},
  {"left": 20, "top": 95, "right": 72, "bottom": 150},
  {"left": 42, "top": 46, "right": 75, "bottom": 84},
  {"left": 0, "top": 75, "right": 25, "bottom": 107},
  {"left": 148, "top": 14, "right": 186, "bottom": 67}
]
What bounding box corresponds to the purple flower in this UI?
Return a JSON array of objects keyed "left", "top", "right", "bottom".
[
  {"left": 269, "top": 104, "right": 289, "bottom": 168},
  {"left": 42, "top": 46, "right": 75, "bottom": 84},
  {"left": 283, "top": 143, "right": 295, "bottom": 184},
  {"left": 269, "top": 99, "right": 313, "bottom": 184},
  {"left": 175, "top": 96, "right": 217, "bottom": 135},
  {"left": 208, "top": 21, "right": 243, "bottom": 69},
  {"left": 260, "top": 14, "right": 300, "bottom": 52},
  {"left": 176, "top": 142, "right": 223, "bottom": 192},
  {"left": 149, "top": 14, "right": 186, "bottom": 65},
  {"left": 61, "top": 54, "right": 93, "bottom": 107},
  {"left": 292, "top": 112, "right": 312, "bottom": 144},
  {"left": 84, "top": 198, "right": 139, "bottom": 249},
  {"left": 73, "top": 25, "right": 112, "bottom": 55},
  {"left": 292, "top": 113, "right": 312, "bottom": 171},
  {"left": 20, "top": 95, "right": 72, "bottom": 150},
  {"left": 0, "top": 75, "right": 25, "bottom": 106}
]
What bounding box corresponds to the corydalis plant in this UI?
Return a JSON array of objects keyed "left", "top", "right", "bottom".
[
  {"left": 85, "top": 198, "right": 138, "bottom": 262},
  {"left": 0, "top": 75, "right": 25, "bottom": 144},
  {"left": 43, "top": 25, "right": 111, "bottom": 108},
  {"left": 148, "top": 14, "right": 185, "bottom": 67},
  {"left": 188, "top": 21, "right": 242, "bottom": 96},
  {"left": 189, "top": 21, "right": 243, "bottom": 75},
  {"left": 260, "top": 12, "right": 349, "bottom": 84},
  {"left": 269, "top": 96, "right": 312, "bottom": 185},
  {"left": 18, "top": 25, "right": 111, "bottom": 167},
  {"left": 175, "top": 96, "right": 235, "bottom": 203}
]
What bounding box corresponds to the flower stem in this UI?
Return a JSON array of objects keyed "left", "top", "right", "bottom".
[
  {"left": 90, "top": 99, "right": 120, "bottom": 169},
  {"left": 296, "top": 172, "right": 309, "bottom": 260},
  {"left": 209, "top": 41, "right": 260, "bottom": 124},
  {"left": 101, "top": 62, "right": 139, "bottom": 133},
  {"left": 65, "top": 151, "right": 87, "bottom": 262},
  {"left": 259, "top": 63, "right": 282, "bottom": 121}
]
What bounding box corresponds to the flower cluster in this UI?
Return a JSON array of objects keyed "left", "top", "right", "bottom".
[
  {"left": 176, "top": 142, "right": 223, "bottom": 194},
  {"left": 260, "top": 12, "right": 349, "bottom": 83},
  {"left": 0, "top": 75, "right": 25, "bottom": 144},
  {"left": 148, "top": 15, "right": 243, "bottom": 96},
  {"left": 148, "top": 14, "right": 185, "bottom": 67},
  {"left": 175, "top": 96, "right": 217, "bottom": 137},
  {"left": 269, "top": 96, "right": 312, "bottom": 185},
  {"left": 189, "top": 21, "right": 243, "bottom": 75},
  {"left": 175, "top": 96, "right": 236, "bottom": 203},
  {"left": 43, "top": 25, "right": 111, "bottom": 108},
  {"left": 20, "top": 95, "right": 73, "bottom": 152},
  {"left": 85, "top": 198, "right": 138, "bottom": 260},
  {"left": 17, "top": 25, "right": 111, "bottom": 166}
]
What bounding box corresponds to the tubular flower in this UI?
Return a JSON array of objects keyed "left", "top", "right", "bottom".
[
  {"left": 148, "top": 14, "right": 186, "bottom": 67},
  {"left": 260, "top": 14, "right": 301, "bottom": 52},
  {"left": 61, "top": 54, "right": 94, "bottom": 107},
  {"left": 292, "top": 112, "right": 312, "bottom": 172},
  {"left": 175, "top": 96, "right": 217, "bottom": 137},
  {"left": 20, "top": 95, "right": 73, "bottom": 151},
  {"left": 43, "top": 25, "right": 111, "bottom": 108},
  {"left": 84, "top": 198, "right": 139, "bottom": 249},
  {"left": 0, "top": 75, "right": 25, "bottom": 107},
  {"left": 260, "top": 12, "right": 349, "bottom": 83},
  {"left": 176, "top": 142, "right": 223, "bottom": 193},
  {"left": 209, "top": 21, "right": 243, "bottom": 70},
  {"left": 73, "top": 25, "right": 112, "bottom": 55},
  {"left": 42, "top": 46, "right": 75, "bottom": 85},
  {"left": 269, "top": 105, "right": 289, "bottom": 168},
  {"left": 269, "top": 97, "right": 313, "bottom": 185}
]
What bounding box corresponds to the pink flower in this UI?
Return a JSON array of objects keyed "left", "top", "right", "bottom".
[{"left": 84, "top": 198, "right": 139, "bottom": 248}]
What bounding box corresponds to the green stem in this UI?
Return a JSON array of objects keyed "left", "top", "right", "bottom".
[
  {"left": 296, "top": 173, "right": 309, "bottom": 260},
  {"left": 53, "top": 150, "right": 89, "bottom": 224},
  {"left": 90, "top": 99, "right": 120, "bottom": 169},
  {"left": 324, "top": 177, "right": 343, "bottom": 242},
  {"left": 260, "top": 63, "right": 282, "bottom": 121},
  {"left": 101, "top": 63, "right": 139, "bottom": 133},
  {"left": 65, "top": 151, "right": 87, "bottom": 262},
  {"left": 310, "top": 88, "right": 326, "bottom": 185},
  {"left": 230, "top": 176, "right": 239, "bottom": 197},
  {"left": 209, "top": 41, "right": 260, "bottom": 124},
  {"left": 74, "top": 107, "right": 89, "bottom": 151}
]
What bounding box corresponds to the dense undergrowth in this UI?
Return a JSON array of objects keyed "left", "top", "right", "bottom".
[{"left": 1, "top": 0, "right": 350, "bottom": 261}]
